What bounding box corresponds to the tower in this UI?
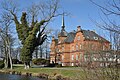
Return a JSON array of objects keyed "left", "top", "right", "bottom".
[{"left": 58, "top": 13, "right": 67, "bottom": 43}]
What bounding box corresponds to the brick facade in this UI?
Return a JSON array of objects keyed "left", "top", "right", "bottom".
[{"left": 50, "top": 25, "right": 110, "bottom": 67}]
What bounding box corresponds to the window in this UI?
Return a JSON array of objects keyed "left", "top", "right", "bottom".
[
  {"left": 103, "top": 45, "right": 105, "bottom": 50},
  {"left": 76, "top": 55, "right": 78, "bottom": 60},
  {"left": 72, "top": 46, "right": 74, "bottom": 51},
  {"left": 84, "top": 55, "right": 87, "bottom": 62},
  {"left": 80, "top": 44, "right": 82, "bottom": 49},
  {"left": 78, "top": 36, "right": 80, "bottom": 40},
  {"left": 62, "top": 55, "right": 64, "bottom": 60},
  {"left": 76, "top": 44, "right": 78, "bottom": 50},
  {"left": 80, "top": 53, "right": 83, "bottom": 60},
  {"left": 62, "top": 46, "right": 64, "bottom": 51},
  {"left": 72, "top": 55, "right": 74, "bottom": 60},
  {"left": 91, "top": 44, "right": 94, "bottom": 49},
  {"left": 71, "top": 63, "right": 74, "bottom": 66},
  {"left": 94, "top": 37, "right": 98, "bottom": 40}
]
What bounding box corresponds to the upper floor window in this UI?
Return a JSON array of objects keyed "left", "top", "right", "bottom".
[
  {"left": 72, "top": 55, "right": 74, "bottom": 60},
  {"left": 62, "top": 46, "right": 64, "bottom": 51},
  {"left": 80, "top": 44, "right": 82, "bottom": 49},
  {"left": 91, "top": 44, "right": 94, "bottom": 49},
  {"left": 76, "top": 55, "right": 78, "bottom": 60},
  {"left": 80, "top": 53, "right": 83, "bottom": 60},
  {"left": 78, "top": 36, "right": 80, "bottom": 40},
  {"left": 62, "top": 55, "right": 64, "bottom": 60},
  {"left": 72, "top": 46, "right": 74, "bottom": 51},
  {"left": 76, "top": 44, "right": 78, "bottom": 50},
  {"left": 103, "top": 45, "right": 105, "bottom": 50}
]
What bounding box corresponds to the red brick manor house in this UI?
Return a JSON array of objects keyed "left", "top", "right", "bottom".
[{"left": 50, "top": 16, "right": 110, "bottom": 67}]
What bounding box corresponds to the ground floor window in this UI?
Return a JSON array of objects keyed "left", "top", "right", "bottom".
[{"left": 71, "top": 63, "right": 74, "bottom": 66}]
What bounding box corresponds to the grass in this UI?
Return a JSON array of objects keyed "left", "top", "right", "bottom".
[
  {"left": 1, "top": 64, "right": 120, "bottom": 80},
  {"left": 12, "top": 64, "right": 83, "bottom": 79}
]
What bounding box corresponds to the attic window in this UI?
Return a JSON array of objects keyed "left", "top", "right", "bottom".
[{"left": 94, "top": 37, "right": 98, "bottom": 40}]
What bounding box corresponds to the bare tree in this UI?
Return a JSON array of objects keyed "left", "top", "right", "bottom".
[{"left": 77, "top": 0, "right": 120, "bottom": 80}]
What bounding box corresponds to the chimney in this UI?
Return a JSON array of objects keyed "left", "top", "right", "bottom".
[{"left": 77, "top": 26, "right": 81, "bottom": 31}]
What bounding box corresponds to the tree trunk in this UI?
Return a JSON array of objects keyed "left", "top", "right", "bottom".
[
  {"left": 24, "top": 61, "right": 30, "bottom": 69},
  {"left": 8, "top": 45, "right": 12, "bottom": 69},
  {"left": 4, "top": 44, "right": 8, "bottom": 69}
]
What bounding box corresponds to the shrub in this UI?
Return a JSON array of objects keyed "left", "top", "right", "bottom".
[
  {"left": 0, "top": 60, "right": 4, "bottom": 69},
  {"left": 18, "top": 61, "right": 23, "bottom": 64},
  {"left": 55, "top": 64, "right": 62, "bottom": 67},
  {"left": 32, "top": 58, "right": 50, "bottom": 65},
  {"left": 12, "top": 59, "right": 19, "bottom": 64}
]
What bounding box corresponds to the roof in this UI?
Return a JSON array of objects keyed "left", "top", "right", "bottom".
[
  {"left": 64, "top": 32, "right": 76, "bottom": 43},
  {"left": 54, "top": 39, "right": 58, "bottom": 45},
  {"left": 58, "top": 29, "right": 68, "bottom": 37},
  {"left": 81, "top": 30, "right": 109, "bottom": 42},
  {"left": 63, "top": 30, "right": 109, "bottom": 43}
]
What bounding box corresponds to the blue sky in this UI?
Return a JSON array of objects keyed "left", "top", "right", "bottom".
[
  {"left": 15, "top": 0, "right": 105, "bottom": 32},
  {"left": 0, "top": 0, "right": 110, "bottom": 38}
]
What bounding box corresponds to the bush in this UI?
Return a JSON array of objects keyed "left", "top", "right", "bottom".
[
  {"left": 12, "top": 59, "right": 19, "bottom": 64},
  {"left": 32, "top": 58, "right": 50, "bottom": 65},
  {"left": 18, "top": 61, "right": 23, "bottom": 64},
  {"left": 55, "top": 64, "right": 62, "bottom": 67},
  {"left": 0, "top": 60, "right": 4, "bottom": 69}
]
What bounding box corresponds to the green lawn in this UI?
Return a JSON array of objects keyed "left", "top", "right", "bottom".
[
  {"left": 12, "top": 64, "right": 83, "bottom": 79},
  {"left": 1, "top": 64, "right": 120, "bottom": 80}
]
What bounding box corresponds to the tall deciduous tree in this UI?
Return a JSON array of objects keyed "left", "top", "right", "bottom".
[
  {"left": 1, "top": 0, "right": 60, "bottom": 69},
  {"left": 89, "top": 0, "right": 120, "bottom": 80},
  {"left": 0, "top": 11, "right": 14, "bottom": 69}
]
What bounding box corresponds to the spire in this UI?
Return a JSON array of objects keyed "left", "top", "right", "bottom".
[
  {"left": 61, "top": 12, "right": 65, "bottom": 30},
  {"left": 58, "top": 12, "right": 67, "bottom": 37}
]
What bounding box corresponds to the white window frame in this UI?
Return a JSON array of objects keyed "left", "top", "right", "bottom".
[
  {"left": 76, "top": 55, "right": 78, "bottom": 60},
  {"left": 62, "top": 55, "right": 64, "bottom": 60},
  {"left": 76, "top": 44, "right": 78, "bottom": 50},
  {"left": 78, "top": 36, "right": 80, "bottom": 40},
  {"left": 72, "top": 46, "right": 74, "bottom": 51},
  {"left": 80, "top": 44, "right": 82, "bottom": 49},
  {"left": 72, "top": 55, "right": 74, "bottom": 60}
]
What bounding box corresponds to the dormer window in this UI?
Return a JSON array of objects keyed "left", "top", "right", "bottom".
[{"left": 94, "top": 37, "right": 98, "bottom": 40}]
